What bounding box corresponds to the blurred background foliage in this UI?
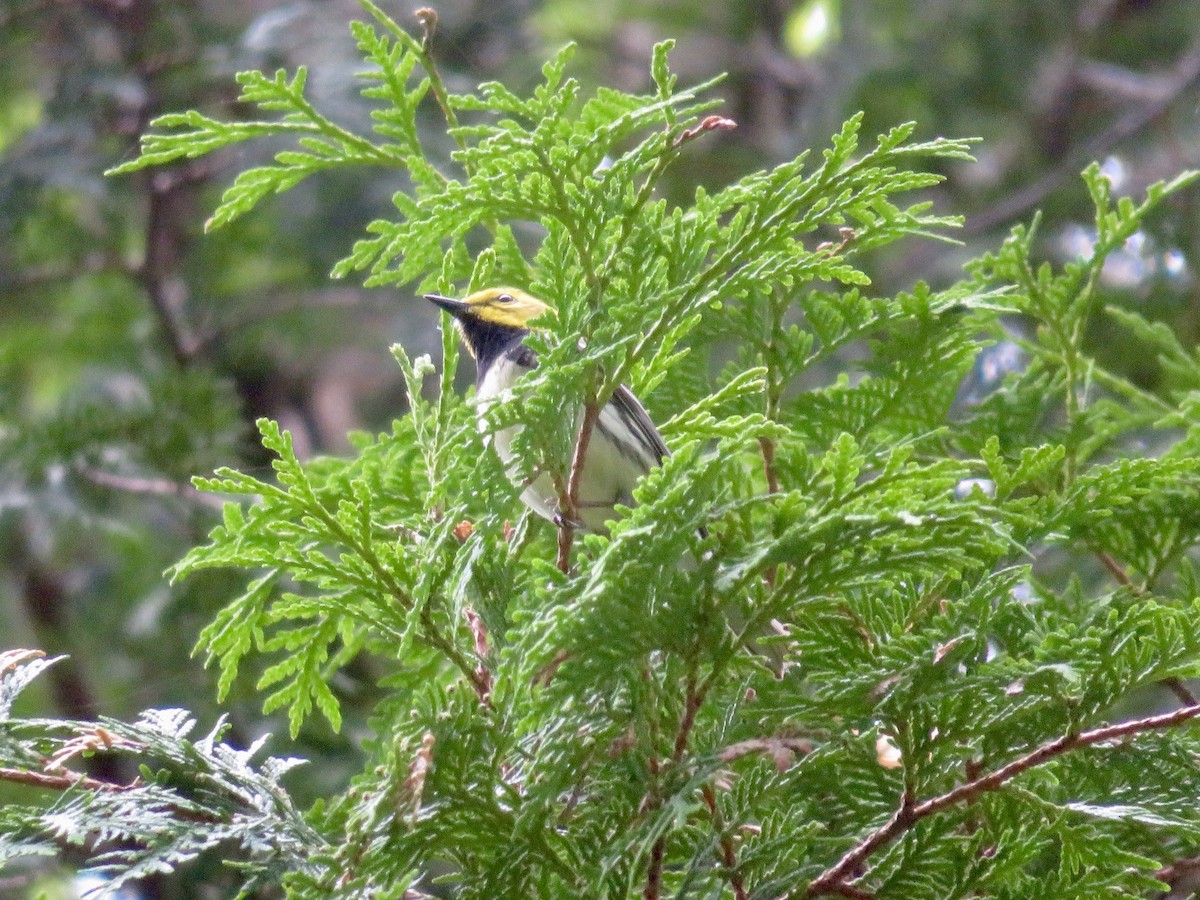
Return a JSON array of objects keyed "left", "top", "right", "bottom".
[{"left": 1, "top": 0, "right": 1198, "bottom": 894}]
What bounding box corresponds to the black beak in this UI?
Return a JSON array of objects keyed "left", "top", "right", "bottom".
[{"left": 424, "top": 293, "right": 470, "bottom": 319}]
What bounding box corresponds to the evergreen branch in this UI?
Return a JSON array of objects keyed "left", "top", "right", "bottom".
[
  {"left": 701, "top": 783, "right": 749, "bottom": 900},
  {"left": 1092, "top": 550, "right": 1199, "bottom": 705},
  {"left": 805, "top": 702, "right": 1200, "bottom": 897},
  {"left": 643, "top": 670, "right": 709, "bottom": 900},
  {"left": 412, "top": 8, "right": 464, "bottom": 154},
  {"left": 758, "top": 287, "right": 788, "bottom": 495},
  {"left": 0, "top": 765, "right": 124, "bottom": 795},
  {"left": 358, "top": 2, "right": 466, "bottom": 158},
  {"left": 596, "top": 115, "right": 736, "bottom": 292},
  {"left": 532, "top": 142, "right": 602, "bottom": 301},
  {"left": 0, "top": 766, "right": 225, "bottom": 825},
  {"left": 280, "top": 462, "right": 488, "bottom": 699}
]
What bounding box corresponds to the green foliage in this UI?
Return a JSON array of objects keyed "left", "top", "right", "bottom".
[
  {"left": 1, "top": 653, "right": 322, "bottom": 894},
  {"left": 7, "top": 2, "right": 1200, "bottom": 897}
]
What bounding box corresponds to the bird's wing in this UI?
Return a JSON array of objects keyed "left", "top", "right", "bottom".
[
  {"left": 609, "top": 384, "right": 670, "bottom": 467},
  {"left": 507, "top": 340, "right": 668, "bottom": 468}
]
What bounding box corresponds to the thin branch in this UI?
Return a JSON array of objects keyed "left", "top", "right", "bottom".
[
  {"left": 717, "top": 735, "right": 815, "bottom": 766},
  {"left": 643, "top": 819, "right": 666, "bottom": 900},
  {"left": 79, "top": 466, "right": 226, "bottom": 510},
  {"left": 644, "top": 672, "right": 710, "bottom": 899},
  {"left": 702, "top": 784, "right": 749, "bottom": 900},
  {"left": 758, "top": 436, "right": 780, "bottom": 495},
  {"left": 671, "top": 115, "right": 737, "bottom": 149},
  {"left": 556, "top": 400, "right": 600, "bottom": 572},
  {"left": 1163, "top": 678, "right": 1198, "bottom": 706},
  {"left": 806, "top": 701, "right": 1200, "bottom": 897},
  {"left": 0, "top": 765, "right": 124, "bottom": 794},
  {"left": 1097, "top": 550, "right": 1136, "bottom": 587},
  {"left": 463, "top": 608, "right": 493, "bottom": 706},
  {"left": 966, "top": 32, "right": 1200, "bottom": 236},
  {"left": 0, "top": 766, "right": 222, "bottom": 824},
  {"left": 819, "top": 885, "right": 876, "bottom": 900},
  {"left": 672, "top": 673, "right": 706, "bottom": 763},
  {"left": 138, "top": 168, "right": 209, "bottom": 367},
  {"left": 596, "top": 116, "right": 736, "bottom": 292},
  {"left": 533, "top": 144, "right": 603, "bottom": 300},
  {"left": 412, "top": 8, "right": 465, "bottom": 154}
]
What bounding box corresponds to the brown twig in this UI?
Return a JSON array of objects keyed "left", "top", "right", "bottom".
[
  {"left": 556, "top": 400, "right": 600, "bottom": 572},
  {"left": 0, "top": 765, "right": 124, "bottom": 794},
  {"left": 758, "top": 436, "right": 780, "bottom": 496},
  {"left": 139, "top": 166, "right": 204, "bottom": 368},
  {"left": 643, "top": 820, "right": 666, "bottom": 900},
  {"left": 409, "top": 7, "right": 465, "bottom": 156},
  {"left": 1097, "top": 550, "right": 1136, "bottom": 588},
  {"left": 644, "top": 673, "right": 710, "bottom": 899},
  {"left": 672, "top": 674, "right": 706, "bottom": 763},
  {"left": 818, "top": 885, "right": 876, "bottom": 900},
  {"left": 1163, "top": 678, "right": 1198, "bottom": 706},
  {"left": 414, "top": 7, "right": 437, "bottom": 52},
  {"left": 701, "top": 784, "right": 749, "bottom": 900},
  {"left": 806, "top": 702, "right": 1200, "bottom": 897},
  {"left": 671, "top": 115, "right": 737, "bottom": 150},
  {"left": 0, "top": 765, "right": 222, "bottom": 824},
  {"left": 717, "top": 735, "right": 814, "bottom": 767},
  {"left": 463, "top": 608, "right": 493, "bottom": 705}
]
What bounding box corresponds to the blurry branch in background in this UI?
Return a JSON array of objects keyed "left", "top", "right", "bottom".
[
  {"left": 77, "top": 467, "right": 227, "bottom": 510},
  {"left": 967, "top": 30, "right": 1200, "bottom": 235}
]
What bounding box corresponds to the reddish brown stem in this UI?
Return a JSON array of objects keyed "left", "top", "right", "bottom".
[
  {"left": 758, "top": 435, "right": 780, "bottom": 495},
  {"left": 672, "top": 674, "right": 704, "bottom": 762},
  {"left": 463, "top": 608, "right": 493, "bottom": 705},
  {"left": 643, "top": 831, "right": 666, "bottom": 900},
  {"left": 717, "top": 735, "right": 814, "bottom": 766},
  {"left": 671, "top": 115, "right": 737, "bottom": 149},
  {"left": 0, "top": 766, "right": 222, "bottom": 824},
  {"left": 0, "top": 765, "right": 123, "bottom": 793},
  {"left": 1097, "top": 550, "right": 1135, "bottom": 588},
  {"left": 556, "top": 401, "right": 600, "bottom": 572},
  {"left": 702, "top": 784, "right": 749, "bottom": 900},
  {"left": 644, "top": 674, "right": 710, "bottom": 898}
]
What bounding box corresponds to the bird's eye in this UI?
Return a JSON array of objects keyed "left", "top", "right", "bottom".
[{"left": 497, "top": 293, "right": 515, "bottom": 303}]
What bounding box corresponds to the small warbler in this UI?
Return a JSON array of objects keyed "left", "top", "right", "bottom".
[{"left": 425, "top": 287, "right": 668, "bottom": 533}]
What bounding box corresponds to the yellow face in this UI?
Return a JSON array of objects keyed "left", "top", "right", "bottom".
[{"left": 461, "top": 287, "right": 554, "bottom": 329}]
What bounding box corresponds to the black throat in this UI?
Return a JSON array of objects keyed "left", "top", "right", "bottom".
[{"left": 460, "top": 319, "right": 531, "bottom": 385}]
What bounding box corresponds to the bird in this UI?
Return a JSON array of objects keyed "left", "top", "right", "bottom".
[{"left": 424, "top": 287, "right": 668, "bottom": 534}]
